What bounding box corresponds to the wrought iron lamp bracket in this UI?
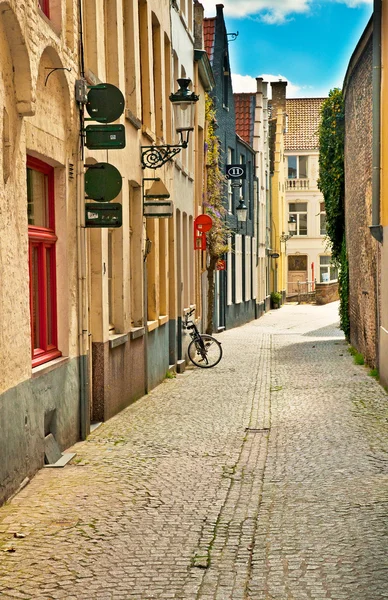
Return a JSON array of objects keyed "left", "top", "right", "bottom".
[{"left": 141, "top": 142, "right": 187, "bottom": 169}]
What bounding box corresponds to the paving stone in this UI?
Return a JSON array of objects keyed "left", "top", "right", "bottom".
[{"left": 1, "top": 303, "right": 388, "bottom": 598}]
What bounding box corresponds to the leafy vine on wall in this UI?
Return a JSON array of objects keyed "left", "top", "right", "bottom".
[
  {"left": 318, "top": 88, "right": 349, "bottom": 338},
  {"left": 204, "top": 94, "right": 229, "bottom": 334}
]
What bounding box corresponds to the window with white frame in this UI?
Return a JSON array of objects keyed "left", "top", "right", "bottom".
[
  {"left": 289, "top": 202, "right": 308, "bottom": 236},
  {"left": 319, "top": 201, "right": 327, "bottom": 235},
  {"left": 320, "top": 255, "right": 338, "bottom": 282},
  {"left": 288, "top": 155, "right": 308, "bottom": 179},
  {"left": 235, "top": 234, "right": 243, "bottom": 303}
]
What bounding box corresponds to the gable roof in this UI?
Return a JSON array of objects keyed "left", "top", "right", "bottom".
[
  {"left": 285, "top": 98, "right": 326, "bottom": 151},
  {"left": 234, "top": 93, "right": 255, "bottom": 146},
  {"left": 203, "top": 18, "right": 216, "bottom": 65}
]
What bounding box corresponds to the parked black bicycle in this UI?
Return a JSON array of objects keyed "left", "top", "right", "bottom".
[{"left": 183, "top": 308, "right": 223, "bottom": 368}]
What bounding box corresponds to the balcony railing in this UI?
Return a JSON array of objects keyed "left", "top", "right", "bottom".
[{"left": 286, "top": 178, "right": 310, "bottom": 191}]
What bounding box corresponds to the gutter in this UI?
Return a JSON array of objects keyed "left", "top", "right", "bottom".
[{"left": 194, "top": 49, "right": 215, "bottom": 92}]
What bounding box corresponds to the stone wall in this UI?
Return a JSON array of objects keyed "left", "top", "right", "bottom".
[{"left": 344, "top": 28, "right": 380, "bottom": 368}]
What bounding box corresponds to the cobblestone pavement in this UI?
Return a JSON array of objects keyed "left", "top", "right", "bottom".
[{"left": 1, "top": 302, "right": 388, "bottom": 600}]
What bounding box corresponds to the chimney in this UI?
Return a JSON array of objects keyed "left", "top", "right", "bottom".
[
  {"left": 271, "top": 80, "right": 287, "bottom": 115},
  {"left": 194, "top": 1, "right": 204, "bottom": 49}
]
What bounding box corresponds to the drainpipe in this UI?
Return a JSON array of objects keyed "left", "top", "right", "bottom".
[
  {"left": 370, "top": 0, "right": 383, "bottom": 243},
  {"left": 77, "top": 0, "right": 90, "bottom": 439}
]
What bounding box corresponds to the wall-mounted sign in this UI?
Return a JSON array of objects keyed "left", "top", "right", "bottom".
[
  {"left": 85, "top": 125, "right": 126, "bottom": 150},
  {"left": 85, "top": 162, "right": 122, "bottom": 202},
  {"left": 194, "top": 214, "right": 213, "bottom": 232},
  {"left": 226, "top": 164, "right": 246, "bottom": 179},
  {"left": 143, "top": 200, "right": 174, "bottom": 218},
  {"left": 85, "top": 203, "right": 122, "bottom": 228},
  {"left": 86, "top": 83, "right": 125, "bottom": 123}
]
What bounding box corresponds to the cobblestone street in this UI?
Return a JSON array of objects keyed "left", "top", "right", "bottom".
[{"left": 1, "top": 302, "right": 388, "bottom": 600}]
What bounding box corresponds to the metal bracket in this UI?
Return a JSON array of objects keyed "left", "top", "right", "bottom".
[{"left": 141, "top": 144, "right": 186, "bottom": 169}]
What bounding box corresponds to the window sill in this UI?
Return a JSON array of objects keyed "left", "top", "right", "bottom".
[
  {"left": 125, "top": 109, "right": 141, "bottom": 130},
  {"left": 147, "top": 320, "right": 159, "bottom": 332},
  {"left": 109, "top": 333, "right": 128, "bottom": 349},
  {"left": 142, "top": 127, "right": 156, "bottom": 143},
  {"left": 159, "top": 315, "right": 169, "bottom": 326},
  {"left": 32, "top": 356, "right": 69, "bottom": 379},
  {"left": 130, "top": 327, "right": 145, "bottom": 340}
]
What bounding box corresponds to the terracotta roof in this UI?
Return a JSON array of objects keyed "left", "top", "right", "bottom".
[
  {"left": 234, "top": 93, "right": 255, "bottom": 146},
  {"left": 285, "top": 98, "right": 326, "bottom": 151},
  {"left": 203, "top": 18, "right": 216, "bottom": 65}
]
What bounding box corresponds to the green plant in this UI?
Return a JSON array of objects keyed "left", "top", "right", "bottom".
[
  {"left": 165, "top": 370, "right": 176, "bottom": 379},
  {"left": 270, "top": 291, "right": 282, "bottom": 304},
  {"left": 204, "top": 95, "right": 230, "bottom": 334},
  {"left": 348, "top": 345, "right": 357, "bottom": 356},
  {"left": 318, "top": 89, "right": 349, "bottom": 339},
  {"left": 368, "top": 368, "right": 379, "bottom": 380},
  {"left": 354, "top": 353, "right": 364, "bottom": 366}
]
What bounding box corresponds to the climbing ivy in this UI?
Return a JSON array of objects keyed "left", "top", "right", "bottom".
[
  {"left": 318, "top": 88, "right": 349, "bottom": 338},
  {"left": 204, "top": 95, "right": 229, "bottom": 334}
]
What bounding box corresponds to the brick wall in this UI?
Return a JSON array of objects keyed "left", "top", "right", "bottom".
[
  {"left": 344, "top": 31, "right": 380, "bottom": 367},
  {"left": 315, "top": 282, "right": 339, "bottom": 305}
]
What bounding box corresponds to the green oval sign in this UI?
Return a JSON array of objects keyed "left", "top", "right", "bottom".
[
  {"left": 85, "top": 163, "right": 122, "bottom": 202},
  {"left": 86, "top": 84, "right": 125, "bottom": 123}
]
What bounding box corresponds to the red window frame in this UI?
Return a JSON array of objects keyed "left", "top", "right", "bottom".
[
  {"left": 38, "top": 0, "right": 50, "bottom": 18},
  {"left": 27, "top": 156, "right": 61, "bottom": 367}
]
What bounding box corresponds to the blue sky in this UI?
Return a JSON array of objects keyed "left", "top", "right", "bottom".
[{"left": 200, "top": 0, "right": 373, "bottom": 97}]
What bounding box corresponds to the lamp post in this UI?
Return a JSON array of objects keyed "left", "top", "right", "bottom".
[{"left": 141, "top": 78, "right": 199, "bottom": 169}]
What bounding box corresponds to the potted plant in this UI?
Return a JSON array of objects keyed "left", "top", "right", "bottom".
[{"left": 270, "top": 291, "right": 282, "bottom": 309}]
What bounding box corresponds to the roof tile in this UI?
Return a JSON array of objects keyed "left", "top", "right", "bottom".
[
  {"left": 285, "top": 98, "right": 326, "bottom": 150},
  {"left": 203, "top": 18, "right": 216, "bottom": 65},
  {"left": 234, "top": 93, "right": 255, "bottom": 146}
]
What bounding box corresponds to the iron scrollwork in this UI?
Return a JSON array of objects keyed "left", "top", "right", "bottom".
[{"left": 141, "top": 144, "right": 186, "bottom": 169}]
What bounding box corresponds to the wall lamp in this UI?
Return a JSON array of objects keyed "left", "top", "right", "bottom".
[
  {"left": 234, "top": 197, "right": 248, "bottom": 232},
  {"left": 280, "top": 217, "right": 297, "bottom": 242},
  {"left": 141, "top": 78, "right": 199, "bottom": 169}
]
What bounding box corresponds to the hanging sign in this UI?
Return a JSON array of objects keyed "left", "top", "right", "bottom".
[
  {"left": 86, "top": 83, "right": 125, "bottom": 123},
  {"left": 85, "top": 163, "right": 122, "bottom": 202},
  {"left": 194, "top": 214, "right": 213, "bottom": 233},
  {"left": 85, "top": 203, "right": 122, "bottom": 228},
  {"left": 85, "top": 125, "right": 126, "bottom": 150},
  {"left": 226, "top": 164, "right": 246, "bottom": 179}
]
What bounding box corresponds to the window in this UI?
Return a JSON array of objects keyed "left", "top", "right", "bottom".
[
  {"left": 320, "top": 256, "right": 338, "bottom": 282},
  {"left": 288, "top": 155, "right": 308, "bottom": 179},
  {"left": 289, "top": 202, "right": 308, "bottom": 236},
  {"left": 27, "top": 156, "right": 61, "bottom": 367},
  {"left": 319, "top": 201, "right": 326, "bottom": 235},
  {"left": 227, "top": 147, "right": 234, "bottom": 212},
  {"left": 38, "top": 0, "right": 50, "bottom": 18}
]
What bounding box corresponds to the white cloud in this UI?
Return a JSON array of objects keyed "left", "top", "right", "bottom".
[
  {"left": 232, "top": 73, "right": 329, "bottom": 98},
  {"left": 200, "top": 0, "right": 372, "bottom": 22}
]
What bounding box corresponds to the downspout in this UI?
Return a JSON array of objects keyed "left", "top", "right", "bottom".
[
  {"left": 370, "top": 0, "right": 383, "bottom": 243},
  {"left": 77, "top": 0, "right": 90, "bottom": 439}
]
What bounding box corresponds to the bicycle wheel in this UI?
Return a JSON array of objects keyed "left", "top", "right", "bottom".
[{"left": 188, "top": 334, "right": 222, "bottom": 368}]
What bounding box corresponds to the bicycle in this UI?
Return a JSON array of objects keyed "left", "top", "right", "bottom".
[{"left": 183, "top": 308, "right": 223, "bottom": 368}]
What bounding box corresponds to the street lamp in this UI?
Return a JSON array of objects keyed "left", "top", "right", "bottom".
[
  {"left": 236, "top": 197, "right": 248, "bottom": 226},
  {"left": 280, "top": 216, "right": 297, "bottom": 242},
  {"left": 141, "top": 78, "right": 199, "bottom": 169}
]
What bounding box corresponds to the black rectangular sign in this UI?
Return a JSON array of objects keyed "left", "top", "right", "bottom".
[
  {"left": 226, "top": 164, "right": 246, "bottom": 179},
  {"left": 85, "top": 203, "right": 122, "bottom": 228}
]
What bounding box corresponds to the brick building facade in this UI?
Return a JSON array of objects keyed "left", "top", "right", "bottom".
[{"left": 343, "top": 20, "right": 380, "bottom": 367}]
